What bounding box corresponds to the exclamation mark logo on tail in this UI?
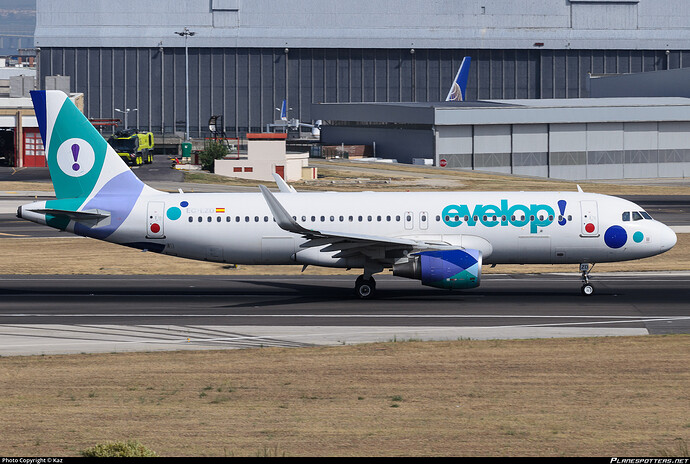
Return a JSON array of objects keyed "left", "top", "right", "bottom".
[
  {"left": 558, "top": 200, "right": 567, "bottom": 226},
  {"left": 57, "top": 138, "right": 95, "bottom": 177},
  {"left": 71, "top": 144, "right": 80, "bottom": 171}
]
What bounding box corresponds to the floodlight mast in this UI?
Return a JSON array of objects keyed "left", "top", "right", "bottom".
[{"left": 174, "top": 27, "right": 195, "bottom": 141}]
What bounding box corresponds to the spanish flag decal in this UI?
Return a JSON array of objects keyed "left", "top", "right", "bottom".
[{"left": 216, "top": 208, "right": 225, "bottom": 213}]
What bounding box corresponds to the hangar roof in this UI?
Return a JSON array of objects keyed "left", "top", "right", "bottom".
[{"left": 313, "top": 98, "right": 690, "bottom": 126}]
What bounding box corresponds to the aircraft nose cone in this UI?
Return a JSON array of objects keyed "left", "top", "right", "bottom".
[{"left": 659, "top": 224, "right": 677, "bottom": 252}]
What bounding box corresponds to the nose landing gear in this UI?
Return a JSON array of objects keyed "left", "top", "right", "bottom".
[{"left": 580, "top": 263, "right": 595, "bottom": 296}]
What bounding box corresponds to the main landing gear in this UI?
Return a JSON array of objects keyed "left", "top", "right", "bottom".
[
  {"left": 354, "top": 274, "right": 376, "bottom": 299},
  {"left": 580, "top": 263, "right": 595, "bottom": 296}
]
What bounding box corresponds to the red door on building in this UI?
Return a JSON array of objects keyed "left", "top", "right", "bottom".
[
  {"left": 23, "top": 129, "right": 46, "bottom": 167},
  {"left": 275, "top": 165, "right": 285, "bottom": 179}
]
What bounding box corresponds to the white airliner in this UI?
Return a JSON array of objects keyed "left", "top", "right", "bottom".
[{"left": 18, "top": 90, "right": 677, "bottom": 298}]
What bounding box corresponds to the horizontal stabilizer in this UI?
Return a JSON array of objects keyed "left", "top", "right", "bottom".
[{"left": 28, "top": 208, "right": 111, "bottom": 227}]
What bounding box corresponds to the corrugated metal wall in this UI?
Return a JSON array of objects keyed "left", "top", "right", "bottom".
[{"left": 40, "top": 47, "right": 690, "bottom": 137}]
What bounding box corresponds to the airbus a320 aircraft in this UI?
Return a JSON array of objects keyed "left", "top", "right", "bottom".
[{"left": 19, "top": 90, "right": 677, "bottom": 298}]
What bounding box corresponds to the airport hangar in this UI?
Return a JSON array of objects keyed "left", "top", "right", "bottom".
[
  {"left": 32, "top": 0, "right": 690, "bottom": 144},
  {"left": 313, "top": 97, "right": 690, "bottom": 180}
]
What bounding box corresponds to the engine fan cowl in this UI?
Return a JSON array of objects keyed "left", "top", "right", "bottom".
[{"left": 393, "top": 248, "right": 482, "bottom": 290}]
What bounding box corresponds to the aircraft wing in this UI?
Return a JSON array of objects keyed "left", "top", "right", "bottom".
[{"left": 259, "top": 185, "right": 453, "bottom": 259}]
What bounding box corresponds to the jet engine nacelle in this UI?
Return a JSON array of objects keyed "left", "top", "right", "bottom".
[{"left": 393, "top": 248, "right": 482, "bottom": 289}]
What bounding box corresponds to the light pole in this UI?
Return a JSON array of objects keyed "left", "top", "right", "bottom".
[
  {"left": 174, "top": 27, "right": 195, "bottom": 141},
  {"left": 114, "top": 108, "right": 137, "bottom": 130}
]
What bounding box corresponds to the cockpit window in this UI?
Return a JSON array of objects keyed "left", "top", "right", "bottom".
[
  {"left": 622, "top": 212, "right": 630, "bottom": 221},
  {"left": 632, "top": 211, "right": 643, "bottom": 221},
  {"left": 640, "top": 211, "right": 652, "bottom": 220}
]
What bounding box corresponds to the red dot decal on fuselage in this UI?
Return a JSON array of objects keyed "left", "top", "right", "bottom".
[
  {"left": 150, "top": 223, "right": 160, "bottom": 234},
  {"left": 585, "top": 223, "right": 595, "bottom": 233}
]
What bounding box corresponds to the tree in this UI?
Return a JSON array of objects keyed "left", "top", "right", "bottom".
[{"left": 199, "top": 139, "right": 228, "bottom": 172}]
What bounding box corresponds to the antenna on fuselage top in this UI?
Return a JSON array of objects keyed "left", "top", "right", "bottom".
[{"left": 577, "top": 185, "right": 584, "bottom": 193}]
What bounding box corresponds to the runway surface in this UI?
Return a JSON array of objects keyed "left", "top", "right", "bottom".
[{"left": 0, "top": 273, "right": 688, "bottom": 356}]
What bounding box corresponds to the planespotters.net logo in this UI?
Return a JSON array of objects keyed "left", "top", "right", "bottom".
[{"left": 610, "top": 459, "right": 689, "bottom": 463}]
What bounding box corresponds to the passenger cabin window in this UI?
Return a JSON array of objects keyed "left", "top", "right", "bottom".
[{"left": 622, "top": 212, "right": 630, "bottom": 221}]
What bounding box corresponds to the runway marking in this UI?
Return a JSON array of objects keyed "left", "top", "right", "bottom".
[{"left": 0, "top": 232, "right": 29, "bottom": 237}]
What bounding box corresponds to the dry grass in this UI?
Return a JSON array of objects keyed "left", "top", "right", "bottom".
[
  {"left": 311, "top": 160, "right": 690, "bottom": 195},
  {"left": 0, "top": 336, "right": 688, "bottom": 457},
  {"left": 4, "top": 160, "right": 690, "bottom": 195},
  {"left": 0, "top": 234, "right": 688, "bottom": 275},
  {"left": 183, "top": 161, "right": 690, "bottom": 195}
]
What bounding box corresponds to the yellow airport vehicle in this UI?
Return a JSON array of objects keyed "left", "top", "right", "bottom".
[{"left": 107, "top": 130, "right": 155, "bottom": 165}]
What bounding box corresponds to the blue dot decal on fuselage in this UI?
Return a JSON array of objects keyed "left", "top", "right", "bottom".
[
  {"left": 180, "top": 201, "right": 189, "bottom": 207},
  {"left": 604, "top": 225, "right": 627, "bottom": 249}
]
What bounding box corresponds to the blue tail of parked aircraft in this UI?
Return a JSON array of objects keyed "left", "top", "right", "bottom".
[
  {"left": 279, "top": 100, "right": 287, "bottom": 121},
  {"left": 445, "top": 56, "right": 471, "bottom": 102}
]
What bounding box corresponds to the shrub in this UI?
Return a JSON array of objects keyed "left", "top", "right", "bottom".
[
  {"left": 81, "top": 440, "right": 158, "bottom": 457},
  {"left": 199, "top": 140, "right": 229, "bottom": 172}
]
